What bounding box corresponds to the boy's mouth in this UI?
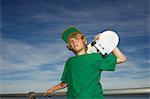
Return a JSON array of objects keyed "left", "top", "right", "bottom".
[{"left": 73, "top": 45, "right": 78, "bottom": 48}]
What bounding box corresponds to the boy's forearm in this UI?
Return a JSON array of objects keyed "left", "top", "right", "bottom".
[
  {"left": 49, "top": 82, "right": 67, "bottom": 92},
  {"left": 43, "top": 82, "right": 67, "bottom": 96},
  {"left": 112, "top": 47, "right": 127, "bottom": 64}
]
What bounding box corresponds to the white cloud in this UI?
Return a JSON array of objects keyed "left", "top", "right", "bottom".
[
  {"left": 123, "top": 45, "right": 149, "bottom": 54},
  {"left": 1, "top": 38, "right": 70, "bottom": 73},
  {"left": 1, "top": 38, "right": 149, "bottom": 94},
  {"left": 27, "top": 2, "right": 148, "bottom": 39},
  {"left": 101, "top": 77, "right": 149, "bottom": 89},
  {"left": 0, "top": 38, "right": 71, "bottom": 93},
  {"left": 101, "top": 55, "right": 150, "bottom": 89},
  {"left": 0, "top": 80, "right": 60, "bottom": 94}
]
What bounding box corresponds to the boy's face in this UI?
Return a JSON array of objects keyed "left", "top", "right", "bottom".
[{"left": 68, "top": 34, "right": 86, "bottom": 53}]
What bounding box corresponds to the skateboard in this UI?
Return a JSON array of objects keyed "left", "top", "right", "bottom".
[{"left": 87, "top": 30, "right": 119, "bottom": 58}]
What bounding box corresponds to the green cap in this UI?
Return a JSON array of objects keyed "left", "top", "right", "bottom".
[{"left": 61, "top": 26, "right": 81, "bottom": 43}]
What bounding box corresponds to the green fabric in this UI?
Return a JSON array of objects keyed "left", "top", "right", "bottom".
[
  {"left": 61, "top": 53, "right": 117, "bottom": 99},
  {"left": 61, "top": 26, "right": 80, "bottom": 43}
]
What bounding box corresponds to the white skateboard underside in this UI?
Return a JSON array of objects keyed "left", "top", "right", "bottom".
[{"left": 87, "top": 30, "right": 119, "bottom": 56}]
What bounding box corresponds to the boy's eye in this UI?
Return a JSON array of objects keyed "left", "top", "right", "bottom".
[
  {"left": 75, "top": 37, "right": 80, "bottom": 40},
  {"left": 68, "top": 40, "right": 73, "bottom": 44}
]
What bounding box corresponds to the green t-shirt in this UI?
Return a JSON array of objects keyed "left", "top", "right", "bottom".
[{"left": 61, "top": 53, "right": 117, "bottom": 99}]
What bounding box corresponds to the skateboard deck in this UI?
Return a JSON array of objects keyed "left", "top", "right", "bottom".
[{"left": 87, "top": 30, "right": 119, "bottom": 58}]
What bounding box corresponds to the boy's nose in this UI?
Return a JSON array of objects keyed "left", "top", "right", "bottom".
[
  {"left": 72, "top": 40, "right": 76, "bottom": 45},
  {"left": 70, "top": 39, "right": 77, "bottom": 45}
]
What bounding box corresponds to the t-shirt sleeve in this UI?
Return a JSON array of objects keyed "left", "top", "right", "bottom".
[
  {"left": 97, "top": 53, "right": 117, "bottom": 71},
  {"left": 61, "top": 62, "right": 68, "bottom": 83}
]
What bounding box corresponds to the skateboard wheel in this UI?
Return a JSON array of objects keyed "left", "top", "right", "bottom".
[
  {"left": 91, "top": 41, "right": 96, "bottom": 46},
  {"left": 102, "top": 53, "right": 107, "bottom": 58},
  {"left": 96, "top": 48, "right": 99, "bottom": 52}
]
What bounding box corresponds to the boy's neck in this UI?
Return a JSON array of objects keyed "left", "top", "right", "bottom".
[{"left": 76, "top": 49, "right": 87, "bottom": 56}]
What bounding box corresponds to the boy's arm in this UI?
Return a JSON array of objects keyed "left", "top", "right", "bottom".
[
  {"left": 112, "top": 47, "right": 127, "bottom": 64},
  {"left": 43, "top": 82, "right": 67, "bottom": 96},
  {"left": 93, "top": 35, "right": 127, "bottom": 64}
]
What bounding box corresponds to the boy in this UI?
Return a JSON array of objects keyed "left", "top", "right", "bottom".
[{"left": 44, "top": 26, "right": 127, "bottom": 99}]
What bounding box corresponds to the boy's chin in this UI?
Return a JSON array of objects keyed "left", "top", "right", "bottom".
[
  {"left": 73, "top": 49, "right": 79, "bottom": 52},
  {"left": 72, "top": 48, "right": 79, "bottom": 52},
  {"left": 74, "top": 49, "right": 84, "bottom": 53}
]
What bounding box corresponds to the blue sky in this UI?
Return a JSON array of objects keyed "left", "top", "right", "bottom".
[{"left": 1, "top": 0, "right": 149, "bottom": 94}]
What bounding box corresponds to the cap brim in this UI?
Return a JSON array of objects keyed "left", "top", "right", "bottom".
[{"left": 61, "top": 26, "right": 80, "bottom": 43}]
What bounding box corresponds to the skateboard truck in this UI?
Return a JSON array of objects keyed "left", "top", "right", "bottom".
[
  {"left": 91, "top": 41, "right": 96, "bottom": 46},
  {"left": 91, "top": 41, "right": 107, "bottom": 58}
]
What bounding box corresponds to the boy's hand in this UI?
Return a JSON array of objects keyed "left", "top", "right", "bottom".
[
  {"left": 94, "top": 34, "right": 100, "bottom": 41},
  {"left": 43, "top": 89, "right": 54, "bottom": 96},
  {"left": 112, "top": 47, "right": 127, "bottom": 64}
]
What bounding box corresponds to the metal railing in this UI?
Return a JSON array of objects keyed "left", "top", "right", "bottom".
[{"left": 0, "top": 87, "right": 150, "bottom": 99}]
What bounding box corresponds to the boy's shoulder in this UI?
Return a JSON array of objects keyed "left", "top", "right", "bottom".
[{"left": 66, "top": 56, "right": 75, "bottom": 62}]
